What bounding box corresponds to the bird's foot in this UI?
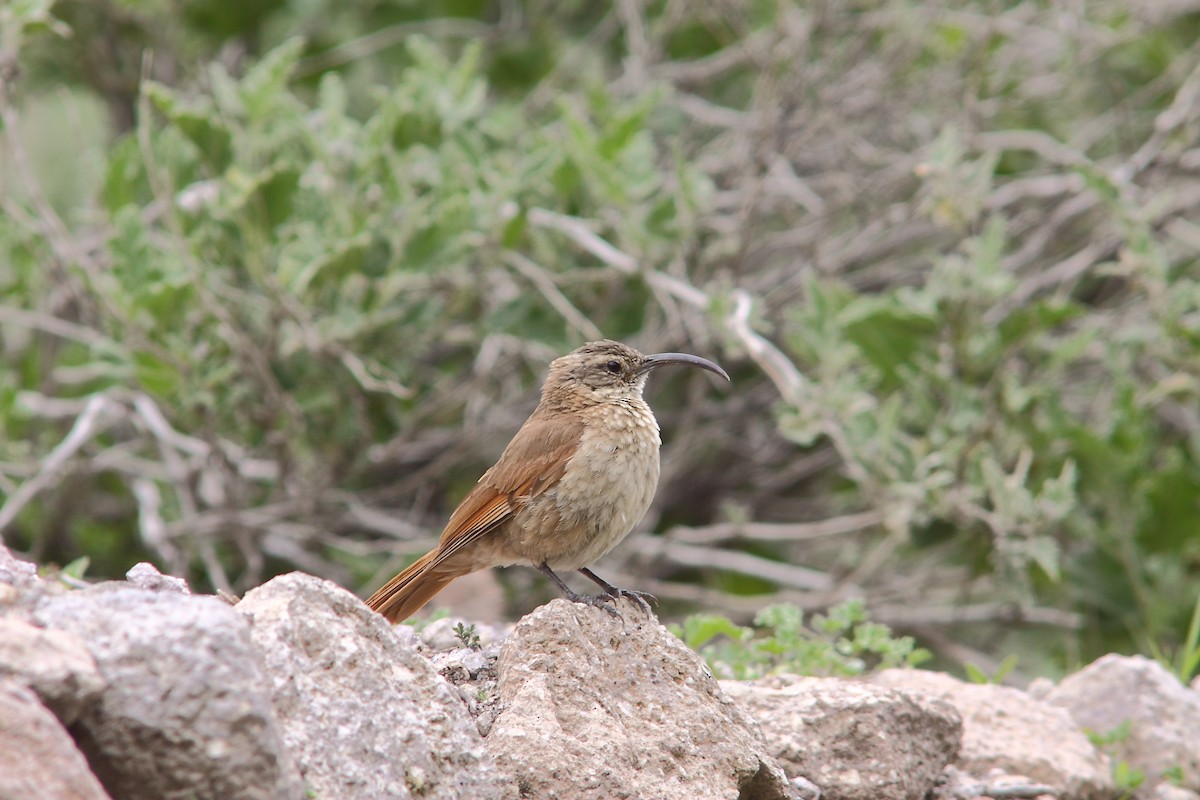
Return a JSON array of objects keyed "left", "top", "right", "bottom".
[
  {"left": 576, "top": 568, "right": 655, "bottom": 615},
  {"left": 539, "top": 563, "right": 656, "bottom": 618},
  {"left": 538, "top": 563, "right": 621, "bottom": 618},
  {"left": 602, "top": 586, "right": 656, "bottom": 615},
  {"left": 564, "top": 590, "right": 623, "bottom": 618}
]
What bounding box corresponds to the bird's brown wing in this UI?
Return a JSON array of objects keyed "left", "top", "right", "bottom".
[{"left": 428, "top": 412, "right": 584, "bottom": 565}]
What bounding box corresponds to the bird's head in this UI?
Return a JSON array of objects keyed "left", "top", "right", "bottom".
[{"left": 542, "top": 339, "right": 729, "bottom": 407}]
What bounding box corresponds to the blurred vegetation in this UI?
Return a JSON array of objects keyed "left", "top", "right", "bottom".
[
  {"left": 674, "top": 599, "right": 930, "bottom": 679},
  {"left": 3, "top": 0, "right": 1200, "bottom": 679}
]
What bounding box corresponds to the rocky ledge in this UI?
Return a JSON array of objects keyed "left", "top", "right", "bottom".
[{"left": 1, "top": 544, "right": 1198, "bottom": 800}]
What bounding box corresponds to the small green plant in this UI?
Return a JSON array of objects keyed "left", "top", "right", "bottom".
[
  {"left": 1147, "top": 593, "right": 1200, "bottom": 685},
  {"left": 1086, "top": 719, "right": 1133, "bottom": 750},
  {"left": 1087, "top": 722, "right": 1144, "bottom": 800},
  {"left": 453, "top": 622, "right": 481, "bottom": 650},
  {"left": 964, "top": 654, "right": 1019, "bottom": 684},
  {"left": 672, "top": 599, "right": 930, "bottom": 680},
  {"left": 41, "top": 556, "right": 91, "bottom": 588},
  {"left": 1110, "top": 760, "right": 1145, "bottom": 800}
]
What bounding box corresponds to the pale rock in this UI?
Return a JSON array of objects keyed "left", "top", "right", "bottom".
[
  {"left": 0, "top": 616, "right": 105, "bottom": 724},
  {"left": 237, "top": 572, "right": 513, "bottom": 800},
  {"left": 0, "top": 680, "right": 111, "bottom": 800},
  {"left": 1152, "top": 785, "right": 1200, "bottom": 800},
  {"left": 1045, "top": 654, "right": 1200, "bottom": 790},
  {"left": 873, "top": 669, "right": 1112, "bottom": 800},
  {"left": 34, "top": 584, "right": 302, "bottom": 800},
  {"left": 0, "top": 543, "right": 37, "bottom": 587},
  {"left": 124, "top": 562, "right": 190, "bottom": 594},
  {"left": 722, "top": 674, "right": 961, "bottom": 800},
  {"left": 486, "top": 598, "right": 795, "bottom": 800}
]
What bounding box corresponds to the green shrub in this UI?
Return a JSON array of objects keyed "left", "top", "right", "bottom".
[
  {"left": 674, "top": 599, "right": 930, "bottom": 680},
  {"left": 4, "top": 0, "right": 1200, "bottom": 674}
]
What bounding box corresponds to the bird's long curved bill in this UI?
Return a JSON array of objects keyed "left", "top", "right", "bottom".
[{"left": 641, "top": 352, "right": 730, "bottom": 382}]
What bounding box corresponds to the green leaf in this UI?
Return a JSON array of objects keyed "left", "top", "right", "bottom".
[
  {"left": 61, "top": 555, "right": 90, "bottom": 580},
  {"left": 754, "top": 603, "right": 803, "bottom": 635},
  {"left": 101, "top": 136, "right": 151, "bottom": 213},
  {"left": 255, "top": 167, "right": 301, "bottom": 230},
  {"left": 992, "top": 654, "right": 1019, "bottom": 683},
  {"left": 678, "top": 613, "right": 749, "bottom": 650},
  {"left": 144, "top": 83, "right": 233, "bottom": 172},
  {"left": 240, "top": 37, "right": 306, "bottom": 122},
  {"left": 132, "top": 350, "right": 179, "bottom": 396},
  {"left": 996, "top": 297, "right": 1082, "bottom": 348},
  {"left": 500, "top": 207, "right": 528, "bottom": 249},
  {"left": 841, "top": 297, "right": 938, "bottom": 387},
  {"left": 226, "top": 165, "right": 301, "bottom": 231},
  {"left": 284, "top": 234, "right": 371, "bottom": 295},
  {"left": 964, "top": 662, "right": 989, "bottom": 684},
  {"left": 1026, "top": 536, "right": 1061, "bottom": 582},
  {"left": 818, "top": 599, "right": 868, "bottom": 633}
]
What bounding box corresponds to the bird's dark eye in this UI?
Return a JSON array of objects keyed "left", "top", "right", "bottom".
[{"left": 605, "top": 360, "right": 622, "bottom": 374}]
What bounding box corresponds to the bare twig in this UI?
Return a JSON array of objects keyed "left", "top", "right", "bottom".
[
  {"left": 985, "top": 238, "right": 1117, "bottom": 326},
  {"left": 725, "top": 291, "right": 807, "bottom": 404},
  {"left": 0, "top": 306, "right": 113, "bottom": 348},
  {"left": 270, "top": 288, "right": 414, "bottom": 399},
  {"left": 671, "top": 93, "right": 747, "bottom": 128},
  {"left": 640, "top": 537, "right": 834, "bottom": 592},
  {"left": 614, "top": 0, "right": 651, "bottom": 89},
  {"left": 667, "top": 509, "right": 883, "bottom": 545},
  {"left": 528, "top": 208, "right": 638, "bottom": 271},
  {"left": 651, "top": 29, "right": 773, "bottom": 84},
  {"left": 131, "top": 477, "right": 184, "bottom": 573},
  {"left": 1118, "top": 56, "right": 1200, "bottom": 181},
  {"left": 0, "top": 394, "right": 121, "bottom": 533},
  {"left": 504, "top": 251, "right": 604, "bottom": 340}
]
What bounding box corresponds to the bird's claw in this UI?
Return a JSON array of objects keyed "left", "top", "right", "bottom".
[
  {"left": 565, "top": 589, "right": 656, "bottom": 618},
  {"left": 567, "top": 592, "right": 623, "bottom": 618},
  {"left": 605, "top": 587, "right": 656, "bottom": 615}
]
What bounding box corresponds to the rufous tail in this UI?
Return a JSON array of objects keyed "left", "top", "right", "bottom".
[{"left": 365, "top": 550, "right": 463, "bottom": 623}]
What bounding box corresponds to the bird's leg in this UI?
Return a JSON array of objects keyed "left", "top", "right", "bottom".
[
  {"left": 578, "top": 568, "right": 656, "bottom": 615},
  {"left": 536, "top": 563, "right": 621, "bottom": 618}
]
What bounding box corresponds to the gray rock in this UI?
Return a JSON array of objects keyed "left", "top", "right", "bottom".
[
  {"left": 873, "top": 669, "right": 1113, "bottom": 800},
  {"left": 1152, "top": 786, "right": 1200, "bottom": 800},
  {"left": 0, "top": 543, "right": 37, "bottom": 587},
  {"left": 34, "top": 584, "right": 302, "bottom": 800},
  {"left": 722, "top": 674, "right": 962, "bottom": 800},
  {"left": 124, "top": 562, "right": 190, "bottom": 594},
  {"left": 1045, "top": 654, "right": 1200, "bottom": 790},
  {"left": 486, "top": 599, "right": 795, "bottom": 800},
  {"left": 237, "top": 572, "right": 513, "bottom": 800},
  {"left": 0, "top": 679, "right": 111, "bottom": 800},
  {"left": 0, "top": 616, "right": 105, "bottom": 724}
]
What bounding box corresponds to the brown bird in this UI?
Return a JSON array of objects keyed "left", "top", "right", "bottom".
[{"left": 366, "top": 339, "right": 730, "bottom": 622}]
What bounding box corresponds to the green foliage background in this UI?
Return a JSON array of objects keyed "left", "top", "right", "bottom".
[{"left": 3, "top": 0, "right": 1200, "bottom": 678}]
